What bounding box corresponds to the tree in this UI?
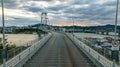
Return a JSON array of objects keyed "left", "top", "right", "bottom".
[{"left": 0, "top": 38, "right": 16, "bottom": 50}]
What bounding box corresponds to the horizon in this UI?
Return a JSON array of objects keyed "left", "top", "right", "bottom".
[{"left": 0, "top": 23, "right": 119, "bottom": 27}]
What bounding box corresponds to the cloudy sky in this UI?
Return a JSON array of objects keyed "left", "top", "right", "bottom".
[{"left": 0, "top": 0, "right": 120, "bottom": 26}]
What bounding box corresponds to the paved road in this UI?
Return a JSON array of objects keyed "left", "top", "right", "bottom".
[{"left": 23, "top": 33, "right": 96, "bottom": 67}]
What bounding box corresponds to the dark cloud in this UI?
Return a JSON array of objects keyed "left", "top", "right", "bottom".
[
  {"left": 61, "top": 1, "right": 119, "bottom": 24},
  {"left": 25, "top": 5, "right": 45, "bottom": 12},
  {"left": 0, "top": 0, "right": 19, "bottom": 8},
  {"left": 103, "top": 0, "right": 120, "bottom": 6},
  {"left": 32, "top": 0, "right": 53, "bottom": 1},
  {"left": 47, "top": 5, "right": 69, "bottom": 11},
  {"left": 70, "top": 0, "right": 96, "bottom": 4}
]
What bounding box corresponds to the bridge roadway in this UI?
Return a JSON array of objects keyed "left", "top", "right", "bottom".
[{"left": 23, "top": 32, "right": 96, "bottom": 67}]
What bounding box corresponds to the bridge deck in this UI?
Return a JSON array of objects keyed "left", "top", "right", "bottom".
[{"left": 23, "top": 33, "right": 96, "bottom": 67}]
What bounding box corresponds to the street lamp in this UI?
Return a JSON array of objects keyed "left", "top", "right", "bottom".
[{"left": 1, "top": 0, "right": 6, "bottom": 67}]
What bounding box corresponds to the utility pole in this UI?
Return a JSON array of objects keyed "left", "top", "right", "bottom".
[
  {"left": 1, "top": 0, "right": 6, "bottom": 67},
  {"left": 115, "top": 0, "right": 119, "bottom": 40},
  {"left": 112, "top": 0, "right": 119, "bottom": 67}
]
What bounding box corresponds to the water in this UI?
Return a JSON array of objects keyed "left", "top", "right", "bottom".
[
  {"left": 73, "top": 33, "right": 118, "bottom": 39},
  {"left": 0, "top": 34, "right": 38, "bottom": 46}
]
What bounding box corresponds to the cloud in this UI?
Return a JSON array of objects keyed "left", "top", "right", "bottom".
[
  {"left": 0, "top": 0, "right": 23, "bottom": 9},
  {"left": 0, "top": 0, "right": 120, "bottom": 26},
  {"left": 47, "top": 5, "right": 69, "bottom": 11},
  {"left": 69, "top": 0, "right": 95, "bottom": 4},
  {"left": 24, "top": 5, "right": 46, "bottom": 12},
  {"left": 31, "top": 0, "right": 53, "bottom": 1},
  {"left": 0, "top": 7, "right": 41, "bottom": 26}
]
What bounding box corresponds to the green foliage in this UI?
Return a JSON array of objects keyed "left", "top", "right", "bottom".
[
  {"left": 14, "top": 29, "right": 37, "bottom": 34},
  {"left": 6, "top": 44, "right": 16, "bottom": 50},
  {"left": 0, "top": 38, "right": 16, "bottom": 50}
]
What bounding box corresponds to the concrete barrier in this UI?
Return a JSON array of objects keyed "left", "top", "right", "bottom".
[
  {"left": 0, "top": 33, "right": 52, "bottom": 67},
  {"left": 66, "top": 33, "right": 119, "bottom": 67}
]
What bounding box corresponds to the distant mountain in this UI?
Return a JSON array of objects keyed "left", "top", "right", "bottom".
[
  {"left": 84, "top": 24, "right": 115, "bottom": 30},
  {"left": 29, "top": 24, "right": 120, "bottom": 30},
  {"left": 86, "top": 24, "right": 120, "bottom": 30},
  {"left": 29, "top": 24, "right": 49, "bottom": 28},
  {"left": 1, "top": 24, "right": 120, "bottom": 31}
]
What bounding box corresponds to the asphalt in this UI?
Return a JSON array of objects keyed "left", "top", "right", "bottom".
[{"left": 23, "top": 32, "right": 96, "bottom": 67}]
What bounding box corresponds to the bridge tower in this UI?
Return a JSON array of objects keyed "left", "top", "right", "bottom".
[
  {"left": 41, "top": 12, "right": 47, "bottom": 25},
  {"left": 40, "top": 12, "right": 48, "bottom": 30},
  {"left": 37, "top": 12, "right": 48, "bottom": 37}
]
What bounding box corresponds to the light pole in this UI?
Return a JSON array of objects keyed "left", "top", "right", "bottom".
[
  {"left": 47, "top": 18, "right": 52, "bottom": 31},
  {"left": 1, "top": 0, "right": 6, "bottom": 67},
  {"left": 112, "top": 0, "right": 119, "bottom": 67},
  {"left": 72, "top": 18, "right": 75, "bottom": 41},
  {"left": 72, "top": 18, "right": 75, "bottom": 36}
]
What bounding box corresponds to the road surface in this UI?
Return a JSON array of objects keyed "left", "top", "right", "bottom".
[{"left": 23, "top": 32, "right": 96, "bottom": 67}]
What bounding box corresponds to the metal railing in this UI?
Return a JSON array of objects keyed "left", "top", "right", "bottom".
[
  {"left": 81, "top": 40, "right": 112, "bottom": 61},
  {"left": 6, "top": 38, "right": 40, "bottom": 61},
  {"left": 0, "top": 33, "right": 52, "bottom": 67},
  {"left": 67, "top": 33, "right": 119, "bottom": 67},
  {"left": 0, "top": 38, "right": 40, "bottom": 64}
]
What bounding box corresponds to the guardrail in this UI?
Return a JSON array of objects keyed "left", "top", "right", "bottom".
[
  {"left": 66, "top": 33, "right": 119, "bottom": 67},
  {"left": 0, "top": 33, "right": 52, "bottom": 67},
  {"left": 6, "top": 38, "right": 40, "bottom": 61}
]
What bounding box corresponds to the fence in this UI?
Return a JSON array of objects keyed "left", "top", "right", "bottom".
[
  {"left": 0, "top": 33, "right": 52, "bottom": 67},
  {"left": 66, "top": 33, "right": 119, "bottom": 67}
]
